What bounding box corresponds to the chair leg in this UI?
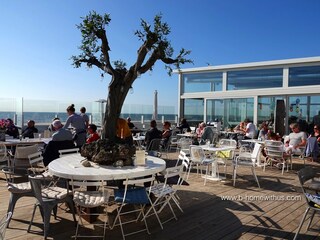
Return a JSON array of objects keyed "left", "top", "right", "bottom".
[
  {"left": 43, "top": 206, "right": 55, "bottom": 239},
  {"left": 306, "top": 209, "right": 315, "bottom": 230},
  {"left": 204, "top": 165, "right": 209, "bottom": 186},
  {"left": 293, "top": 207, "right": 310, "bottom": 240},
  {"left": 251, "top": 167, "right": 260, "bottom": 188},
  {"left": 66, "top": 197, "right": 77, "bottom": 225},
  {"left": 7, "top": 193, "right": 20, "bottom": 227},
  {"left": 233, "top": 165, "right": 237, "bottom": 186},
  {"left": 28, "top": 203, "right": 38, "bottom": 232}
]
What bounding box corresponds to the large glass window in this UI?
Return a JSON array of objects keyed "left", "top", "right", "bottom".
[
  {"left": 289, "top": 65, "right": 320, "bottom": 87},
  {"left": 206, "top": 98, "right": 253, "bottom": 128},
  {"left": 227, "top": 68, "right": 283, "bottom": 90},
  {"left": 309, "top": 96, "right": 320, "bottom": 121},
  {"left": 182, "top": 72, "right": 222, "bottom": 93},
  {"left": 206, "top": 99, "right": 223, "bottom": 122},
  {"left": 224, "top": 98, "right": 254, "bottom": 127},
  {"left": 257, "top": 96, "right": 284, "bottom": 126},
  {"left": 183, "top": 99, "right": 204, "bottom": 124}
]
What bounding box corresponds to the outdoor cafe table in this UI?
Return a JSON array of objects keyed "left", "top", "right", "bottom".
[
  {"left": 48, "top": 153, "right": 166, "bottom": 181},
  {"left": 241, "top": 139, "right": 265, "bottom": 145},
  {"left": 2, "top": 137, "right": 52, "bottom": 147},
  {"left": 200, "top": 145, "right": 235, "bottom": 181},
  {"left": 133, "top": 135, "right": 145, "bottom": 148},
  {"left": 177, "top": 133, "right": 197, "bottom": 138}
]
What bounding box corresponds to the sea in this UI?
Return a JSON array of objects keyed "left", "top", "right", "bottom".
[{"left": 0, "top": 111, "right": 178, "bottom": 131}]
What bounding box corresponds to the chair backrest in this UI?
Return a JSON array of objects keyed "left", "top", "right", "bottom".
[
  {"left": 0, "top": 212, "right": 12, "bottom": 240},
  {"left": 190, "top": 146, "right": 205, "bottom": 163},
  {"left": 119, "top": 175, "right": 155, "bottom": 204},
  {"left": 297, "top": 166, "right": 316, "bottom": 187},
  {"left": 217, "top": 139, "right": 237, "bottom": 160},
  {"left": 297, "top": 167, "right": 318, "bottom": 206},
  {"left": 163, "top": 165, "right": 184, "bottom": 186},
  {"left": 265, "top": 140, "right": 284, "bottom": 159},
  {"left": 178, "top": 137, "right": 192, "bottom": 150},
  {"left": 179, "top": 151, "right": 190, "bottom": 168},
  {"left": 58, "top": 148, "right": 79, "bottom": 157},
  {"left": 28, "top": 175, "right": 46, "bottom": 204},
  {"left": 147, "top": 138, "right": 162, "bottom": 152},
  {"left": 14, "top": 144, "right": 39, "bottom": 167},
  {"left": 70, "top": 179, "right": 109, "bottom": 204},
  {"left": 250, "top": 143, "right": 262, "bottom": 163},
  {"left": 28, "top": 152, "right": 46, "bottom": 174},
  {"left": 219, "top": 139, "right": 237, "bottom": 148},
  {"left": 177, "top": 150, "right": 187, "bottom": 166}
]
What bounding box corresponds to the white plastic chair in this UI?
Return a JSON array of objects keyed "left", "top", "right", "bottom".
[
  {"left": 232, "top": 143, "right": 262, "bottom": 188},
  {"left": 58, "top": 148, "right": 79, "bottom": 157},
  {"left": 216, "top": 139, "right": 237, "bottom": 178},
  {"left": 264, "top": 140, "right": 292, "bottom": 174},
  {"left": 70, "top": 179, "right": 110, "bottom": 239},
  {"left": 190, "top": 146, "right": 214, "bottom": 185}
]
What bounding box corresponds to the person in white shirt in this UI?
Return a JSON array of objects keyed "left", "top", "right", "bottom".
[
  {"left": 285, "top": 123, "right": 307, "bottom": 154},
  {"left": 244, "top": 118, "right": 256, "bottom": 139}
]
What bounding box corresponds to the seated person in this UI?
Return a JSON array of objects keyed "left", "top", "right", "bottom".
[
  {"left": 6, "top": 118, "right": 19, "bottom": 138},
  {"left": 310, "top": 124, "right": 320, "bottom": 146},
  {"left": 177, "top": 118, "right": 191, "bottom": 133},
  {"left": 305, "top": 124, "right": 320, "bottom": 161},
  {"left": 86, "top": 124, "right": 100, "bottom": 143},
  {"left": 243, "top": 118, "right": 256, "bottom": 139},
  {"left": 196, "top": 122, "right": 205, "bottom": 138},
  {"left": 126, "top": 117, "right": 135, "bottom": 129},
  {"left": 116, "top": 118, "right": 133, "bottom": 145},
  {"left": 21, "top": 120, "right": 38, "bottom": 138},
  {"left": 51, "top": 120, "right": 73, "bottom": 141},
  {"left": 43, "top": 119, "right": 75, "bottom": 166},
  {"left": 258, "top": 122, "right": 269, "bottom": 140},
  {"left": 48, "top": 117, "right": 62, "bottom": 132},
  {"left": 284, "top": 123, "right": 307, "bottom": 154},
  {"left": 145, "top": 120, "right": 162, "bottom": 149},
  {"left": 200, "top": 123, "right": 214, "bottom": 144},
  {"left": 233, "top": 121, "right": 245, "bottom": 134},
  {"left": 161, "top": 121, "right": 172, "bottom": 148}
]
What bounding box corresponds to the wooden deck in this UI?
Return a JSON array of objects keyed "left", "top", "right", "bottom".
[{"left": 1, "top": 152, "right": 320, "bottom": 240}]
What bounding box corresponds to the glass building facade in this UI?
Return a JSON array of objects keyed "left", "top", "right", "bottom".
[{"left": 176, "top": 57, "right": 320, "bottom": 134}]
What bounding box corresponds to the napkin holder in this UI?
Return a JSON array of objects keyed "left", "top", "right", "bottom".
[{"left": 135, "top": 150, "right": 146, "bottom": 166}]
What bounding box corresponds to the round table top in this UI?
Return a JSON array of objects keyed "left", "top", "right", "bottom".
[
  {"left": 48, "top": 153, "right": 166, "bottom": 181},
  {"left": 2, "top": 137, "right": 52, "bottom": 146}
]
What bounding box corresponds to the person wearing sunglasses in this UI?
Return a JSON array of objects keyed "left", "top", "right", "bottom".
[{"left": 310, "top": 124, "right": 320, "bottom": 145}]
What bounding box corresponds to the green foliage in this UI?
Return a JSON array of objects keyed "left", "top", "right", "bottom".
[{"left": 71, "top": 11, "right": 111, "bottom": 69}]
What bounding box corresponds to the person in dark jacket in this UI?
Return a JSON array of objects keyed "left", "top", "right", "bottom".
[
  {"left": 177, "top": 118, "right": 191, "bottom": 133},
  {"left": 6, "top": 118, "right": 19, "bottom": 138},
  {"left": 145, "top": 120, "right": 162, "bottom": 149},
  {"left": 21, "top": 120, "right": 38, "bottom": 138}
]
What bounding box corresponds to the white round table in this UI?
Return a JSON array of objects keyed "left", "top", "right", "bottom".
[{"left": 48, "top": 153, "right": 166, "bottom": 181}]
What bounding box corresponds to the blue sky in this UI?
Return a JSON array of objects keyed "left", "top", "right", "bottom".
[{"left": 1, "top": 0, "right": 320, "bottom": 112}]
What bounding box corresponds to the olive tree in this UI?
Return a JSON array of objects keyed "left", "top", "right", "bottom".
[{"left": 71, "top": 11, "right": 192, "bottom": 142}]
